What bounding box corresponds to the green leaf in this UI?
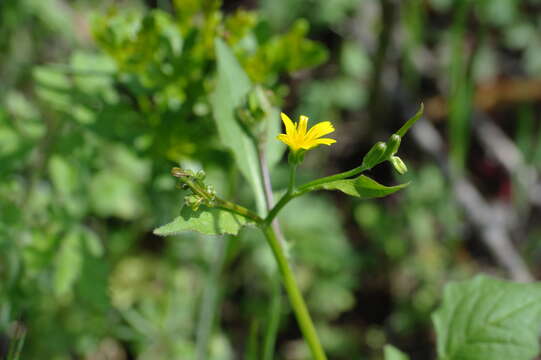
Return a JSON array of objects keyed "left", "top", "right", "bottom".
[
  {"left": 384, "top": 345, "right": 410, "bottom": 360},
  {"left": 154, "top": 206, "right": 254, "bottom": 236},
  {"left": 212, "top": 38, "right": 266, "bottom": 215},
  {"left": 396, "top": 103, "right": 424, "bottom": 137},
  {"left": 48, "top": 155, "right": 78, "bottom": 197},
  {"left": 433, "top": 275, "right": 541, "bottom": 360},
  {"left": 54, "top": 228, "right": 83, "bottom": 298},
  {"left": 313, "top": 175, "right": 408, "bottom": 199}
]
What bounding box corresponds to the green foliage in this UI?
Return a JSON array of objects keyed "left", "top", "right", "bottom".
[
  {"left": 154, "top": 206, "right": 254, "bottom": 236},
  {"left": 4, "top": 0, "right": 541, "bottom": 359},
  {"left": 384, "top": 345, "right": 409, "bottom": 360},
  {"left": 313, "top": 175, "right": 409, "bottom": 199},
  {"left": 433, "top": 275, "right": 541, "bottom": 360},
  {"left": 213, "top": 38, "right": 267, "bottom": 213}
]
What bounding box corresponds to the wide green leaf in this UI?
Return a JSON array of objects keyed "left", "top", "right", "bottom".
[
  {"left": 154, "top": 206, "right": 254, "bottom": 236},
  {"left": 313, "top": 175, "right": 408, "bottom": 199},
  {"left": 212, "top": 38, "right": 266, "bottom": 215},
  {"left": 433, "top": 275, "right": 541, "bottom": 360},
  {"left": 384, "top": 345, "right": 409, "bottom": 360}
]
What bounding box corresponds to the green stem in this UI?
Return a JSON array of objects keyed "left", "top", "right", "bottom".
[
  {"left": 264, "top": 192, "right": 295, "bottom": 226},
  {"left": 215, "top": 198, "right": 263, "bottom": 223},
  {"left": 297, "top": 164, "right": 368, "bottom": 193},
  {"left": 288, "top": 164, "right": 297, "bottom": 194},
  {"left": 265, "top": 164, "right": 369, "bottom": 225},
  {"left": 262, "top": 226, "right": 327, "bottom": 360}
]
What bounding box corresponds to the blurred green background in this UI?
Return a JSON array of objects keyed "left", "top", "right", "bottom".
[{"left": 2, "top": 0, "right": 541, "bottom": 359}]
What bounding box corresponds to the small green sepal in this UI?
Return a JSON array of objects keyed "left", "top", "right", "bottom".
[{"left": 288, "top": 149, "right": 306, "bottom": 166}]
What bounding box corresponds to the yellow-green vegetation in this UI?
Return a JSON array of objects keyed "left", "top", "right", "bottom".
[{"left": 2, "top": 1, "right": 541, "bottom": 360}]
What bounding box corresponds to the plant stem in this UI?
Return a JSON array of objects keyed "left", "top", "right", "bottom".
[
  {"left": 265, "top": 164, "right": 369, "bottom": 225},
  {"left": 288, "top": 164, "right": 297, "bottom": 194},
  {"left": 262, "top": 226, "right": 328, "bottom": 360},
  {"left": 215, "top": 198, "right": 263, "bottom": 223},
  {"left": 264, "top": 192, "right": 295, "bottom": 226},
  {"left": 297, "top": 164, "right": 368, "bottom": 193}
]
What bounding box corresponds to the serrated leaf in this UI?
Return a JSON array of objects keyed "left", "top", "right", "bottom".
[
  {"left": 433, "top": 275, "right": 541, "bottom": 360},
  {"left": 384, "top": 345, "right": 410, "bottom": 360},
  {"left": 313, "top": 175, "right": 408, "bottom": 199},
  {"left": 154, "top": 206, "right": 254, "bottom": 236},
  {"left": 212, "top": 38, "right": 266, "bottom": 215}
]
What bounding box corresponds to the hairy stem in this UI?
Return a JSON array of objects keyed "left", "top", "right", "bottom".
[{"left": 262, "top": 226, "right": 327, "bottom": 360}]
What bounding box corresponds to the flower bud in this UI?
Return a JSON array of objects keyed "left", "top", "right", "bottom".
[
  {"left": 361, "top": 142, "right": 387, "bottom": 169},
  {"left": 386, "top": 134, "right": 401, "bottom": 156},
  {"left": 390, "top": 156, "right": 408, "bottom": 175},
  {"left": 196, "top": 170, "right": 206, "bottom": 181}
]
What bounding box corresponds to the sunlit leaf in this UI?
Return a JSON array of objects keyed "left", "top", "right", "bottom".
[
  {"left": 384, "top": 345, "right": 410, "bottom": 360},
  {"left": 54, "top": 228, "right": 82, "bottom": 297},
  {"left": 313, "top": 175, "right": 408, "bottom": 199},
  {"left": 154, "top": 206, "right": 254, "bottom": 236},
  {"left": 433, "top": 275, "right": 541, "bottom": 360}
]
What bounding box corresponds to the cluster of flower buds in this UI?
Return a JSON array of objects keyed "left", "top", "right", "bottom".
[
  {"left": 361, "top": 133, "right": 408, "bottom": 175},
  {"left": 236, "top": 86, "right": 275, "bottom": 140},
  {"left": 171, "top": 167, "right": 217, "bottom": 211}
]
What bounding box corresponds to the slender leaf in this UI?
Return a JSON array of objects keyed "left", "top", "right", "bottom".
[
  {"left": 433, "top": 275, "right": 541, "bottom": 360},
  {"left": 396, "top": 102, "right": 424, "bottom": 137},
  {"left": 313, "top": 175, "right": 408, "bottom": 199},
  {"left": 212, "top": 38, "right": 266, "bottom": 214},
  {"left": 154, "top": 206, "right": 253, "bottom": 236}
]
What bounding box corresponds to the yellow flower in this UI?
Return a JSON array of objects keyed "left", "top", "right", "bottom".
[{"left": 277, "top": 112, "right": 336, "bottom": 152}]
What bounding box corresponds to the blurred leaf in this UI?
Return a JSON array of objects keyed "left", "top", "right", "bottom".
[
  {"left": 81, "top": 227, "right": 103, "bottom": 257},
  {"left": 212, "top": 38, "right": 266, "bottom": 214},
  {"left": 89, "top": 170, "right": 144, "bottom": 220},
  {"left": 433, "top": 275, "right": 541, "bottom": 360},
  {"left": 54, "top": 228, "right": 82, "bottom": 298},
  {"left": 154, "top": 206, "right": 254, "bottom": 236},
  {"left": 384, "top": 345, "right": 410, "bottom": 360},
  {"left": 309, "top": 281, "right": 355, "bottom": 318},
  {"left": 48, "top": 155, "right": 77, "bottom": 197},
  {"left": 76, "top": 249, "right": 110, "bottom": 312},
  {"left": 313, "top": 175, "right": 408, "bottom": 199},
  {"left": 341, "top": 41, "right": 371, "bottom": 78}
]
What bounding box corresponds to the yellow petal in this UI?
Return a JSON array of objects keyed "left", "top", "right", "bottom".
[
  {"left": 298, "top": 138, "right": 335, "bottom": 150},
  {"left": 305, "top": 121, "right": 335, "bottom": 140},
  {"left": 313, "top": 138, "right": 336, "bottom": 145},
  {"left": 298, "top": 115, "right": 309, "bottom": 136},
  {"left": 277, "top": 134, "right": 299, "bottom": 151},
  {"left": 280, "top": 112, "right": 296, "bottom": 136}
]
